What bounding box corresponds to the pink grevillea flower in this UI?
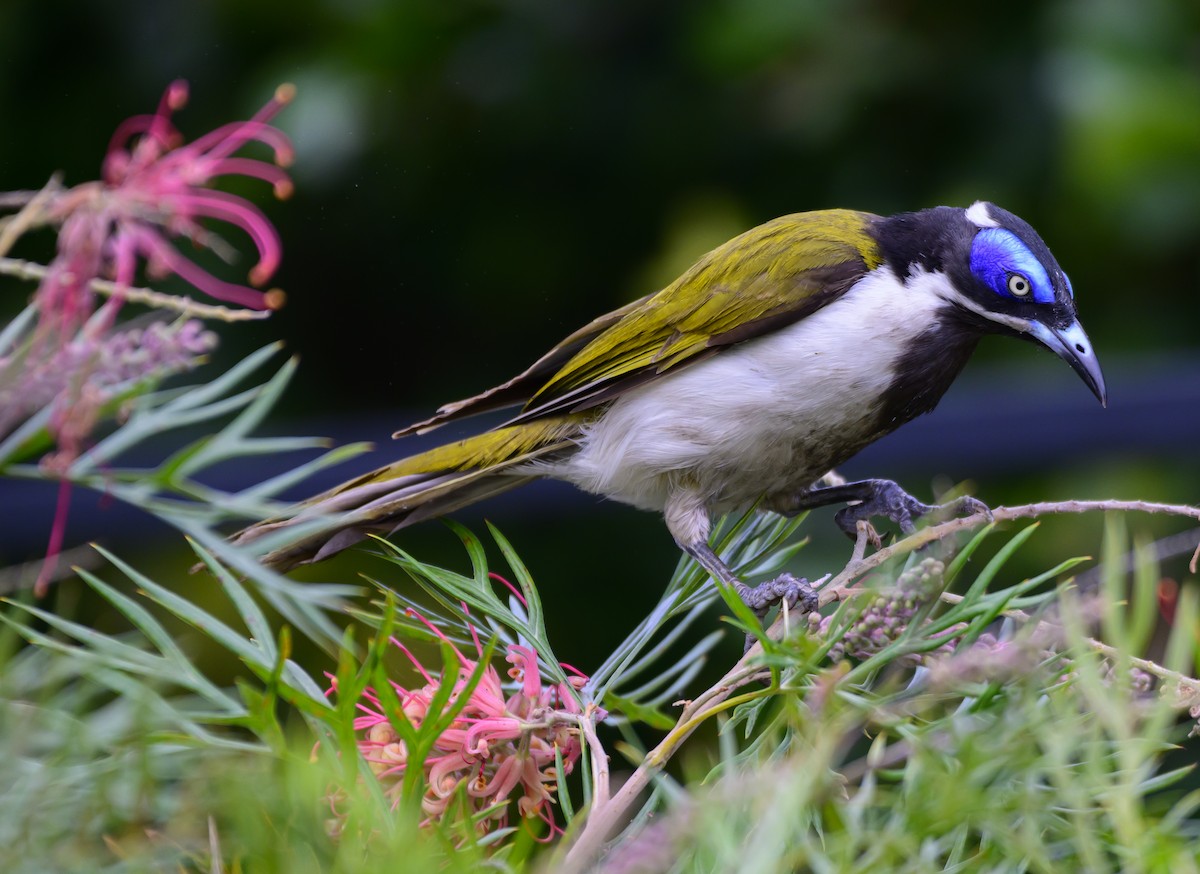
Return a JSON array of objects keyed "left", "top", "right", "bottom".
[
  {"left": 329, "top": 610, "right": 599, "bottom": 840},
  {"left": 7, "top": 81, "right": 291, "bottom": 595},
  {"left": 36, "top": 79, "right": 292, "bottom": 340}
]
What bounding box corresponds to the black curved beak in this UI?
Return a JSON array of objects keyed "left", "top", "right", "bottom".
[{"left": 1027, "top": 319, "right": 1107, "bottom": 407}]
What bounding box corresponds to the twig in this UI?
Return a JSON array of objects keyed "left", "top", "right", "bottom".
[
  {"left": 0, "top": 176, "right": 62, "bottom": 259},
  {"left": 0, "top": 257, "right": 272, "bottom": 322},
  {"left": 820, "top": 499, "right": 1200, "bottom": 605},
  {"left": 0, "top": 190, "right": 45, "bottom": 209},
  {"left": 561, "top": 653, "right": 768, "bottom": 869},
  {"left": 561, "top": 657, "right": 767, "bottom": 870},
  {"left": 849, "top": 520, "right": 871, "bottom": 566},
  {"left": 938, "top": 590, "right": 1200, "bottom": 706},
  {"left": 1070, "top": 526, "right": 1200, "bottom": 594},
  {"left": 0, "top": 545, "right": 99, "bottom": 595},
  {"left": 577, "top": 707, "right": 611, "bottom": 812}
]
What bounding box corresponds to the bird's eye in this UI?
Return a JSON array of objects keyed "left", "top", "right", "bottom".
[{"left": 1007, "top": 273, "right": 1031, "bottom": 297}]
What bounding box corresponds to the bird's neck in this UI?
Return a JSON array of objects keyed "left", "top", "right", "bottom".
[{"left": 874, "top": 308, "right": 981, "bottom": 430}]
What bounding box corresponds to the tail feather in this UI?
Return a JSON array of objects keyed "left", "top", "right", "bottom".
[{"left": 233, "top": 416, "right": 583, "bottom": 570}]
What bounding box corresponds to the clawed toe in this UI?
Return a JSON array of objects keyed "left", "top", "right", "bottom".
[
  {"left": 735, "top": 572, "right": 818, "bottom": 652},
  {"left": 922, "top": 494, "right": 992, "bottom": 526},
  {"left": 736, "top": 572, "right": 818, "bottom": 620}
]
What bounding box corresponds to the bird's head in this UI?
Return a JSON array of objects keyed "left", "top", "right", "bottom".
[{"left": 873, "top": 201, "right": 1107, "bottom": 407}]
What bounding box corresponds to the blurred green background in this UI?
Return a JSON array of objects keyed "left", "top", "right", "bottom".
[{"left": 1, "top": 0, "right": 1198, "bottom": 669}]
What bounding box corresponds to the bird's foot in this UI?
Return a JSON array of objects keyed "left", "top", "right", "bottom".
[
  {"left": 735, "top": 572, "right": 818, "bottom": 619},
  {"left": 735, "top": 573, "right": 818, "bottom": 652},
  {"left": 833, "top": 479, "right": 991, "bottom": 539},
  {"left": 680, "top": 537, "right": 819, "bottom": 651}
]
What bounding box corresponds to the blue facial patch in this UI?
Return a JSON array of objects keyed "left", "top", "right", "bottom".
[{"left": 969, "top": 228, "right": 1055, "bottom": 304}]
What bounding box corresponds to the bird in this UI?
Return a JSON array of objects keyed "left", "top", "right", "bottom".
[{"left": 234, "top": 201, "right": 1106, "bottom": 621}]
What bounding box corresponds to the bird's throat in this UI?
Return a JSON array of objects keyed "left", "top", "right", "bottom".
[{"left": 874, "top": 314, "right": 980, "bottom": 431}]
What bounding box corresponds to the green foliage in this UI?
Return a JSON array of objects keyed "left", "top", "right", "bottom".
[
  {"left": 601, "top": 572, "right": 1200, "bottom": 873},
  {"left": 5, "top": 453, "right": 1199, "bottom": 873}
]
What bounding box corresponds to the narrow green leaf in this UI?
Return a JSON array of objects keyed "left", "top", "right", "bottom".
[
  {"left": 944, "top": 522, "right": 997, "bottom": 584},
  {"left": 172, "top": 356, "right": 300, "bottom": 478},
  {"left": 0, "top": 604, "right": 166, "bottom": 675},
  {"left": 237, "top": 441, "right": 372, "bottom": 502},
  {"left": 157, "top": 341, "right": 283, "bottom": 414},
  {"left": 77, "top": 568, "right": 239, "bottom": 710},
  {"left": 603, "top": 692, "right": 677, "bottom": 730},
  {"left": 93, "top": 544, "right": 269, "bottom": 668},
  {"left": 187, "top": 539, "right": 277, "bottom": 664},
  {"left": 487, "top": 521, "right": 546, "bottom": 637},
  {"left": 1128, "top": 534, "right": 1159, "bottom": 656},
  {"left": 78, "top": 386, "right": 261, "bottom": 471},
  {"left": 444, "top": 518, "right": 495, "bottom": 593},
  {"left": 962, "top": 522, "right": 1040, "bottom": 600},
  {"left": 1101, "top": 513, "right": 1130, "bottom": 652}
]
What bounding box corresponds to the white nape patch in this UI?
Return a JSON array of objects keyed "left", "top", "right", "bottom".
[
  {"left": 542, "top": 265, "right": 949, "bottom": 515},
  {"left": 965, "top": 201, "right": 999, "bottom": 228}
]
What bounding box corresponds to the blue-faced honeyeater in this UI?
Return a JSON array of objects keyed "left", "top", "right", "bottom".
[{"left": 237, "top": 202, "right": 1106, "bottom": 617}]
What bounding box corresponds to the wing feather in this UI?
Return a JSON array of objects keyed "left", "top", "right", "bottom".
[
  {"left": 398, "top": 209, "right": 882, "bottom": 434},
  {"left": 394, "top": 294, "right": 652, "bottom": 436},
  {"left": 512, "top": 209, "right": 882, "bottom": 421}
]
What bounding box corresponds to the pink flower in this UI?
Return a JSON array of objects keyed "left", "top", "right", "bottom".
[
  {"left": 4, "top": 81, "right": 292, "bottom": 595},
  {"left": 329, "top": 609, "right": 599, "bottom": 841},
  {"left": 36, "top": 79, "right": 292, "bottom": 340}
]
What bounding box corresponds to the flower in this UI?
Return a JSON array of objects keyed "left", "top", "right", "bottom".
[
  {"left": 1, "top": 81, "right": 292, "bottom": 595},
  {"left": 329, "top": 609, "right": 599, "bottom": 839},
  {"left": 0, "top": 319, "right": 217, "bottom": 441},
  {"left": 26, "top": 80, "right": 291, "bottom": 439},
  {"left": 36, "top": 79, "right": 293, "bottom": 341}
]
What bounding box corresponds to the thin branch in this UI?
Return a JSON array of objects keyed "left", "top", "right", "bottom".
[
  {"left": 0, "top": 190, "right": 46, "bottom": 209},
  {"left": 938, "top": 590, "right": 1200, "bottom": 705},
  {"left": 1071, "top": 526, "right": 1200, "bottom": 594},
  {"left": 0, "top": 176, "right": 62, "bottom": 258},
  {"left": 562, "top": 659, "right": 767, "bottom": 870},
  {"left": 577, "top": 708, "right": 611, "bottom": 812},
  {"left": 821, "top": 499, "right": 1200, "bottom": 603},
  {"left": 0, "top": 257, "right": 271, "bottom": 322},
  {"left": 848, "top": 520, "right": 872, "bottom": 566}
]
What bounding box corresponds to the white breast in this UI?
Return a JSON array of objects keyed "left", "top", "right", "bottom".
[{"left": 541, "top": 264, "right": 952, "bottom": 514}]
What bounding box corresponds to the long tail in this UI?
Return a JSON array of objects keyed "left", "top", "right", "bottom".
[{"left": 233, "top": 416, "right": 583, "bottom": 571}]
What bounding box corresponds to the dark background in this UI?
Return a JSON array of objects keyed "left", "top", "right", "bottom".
[{"left": 2, "top": 0, "right": 1198, "bottom": 668}]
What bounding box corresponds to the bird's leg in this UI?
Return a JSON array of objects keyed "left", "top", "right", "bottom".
[
  {"left": 684, "top": 540, "right": 817, "bottom": 619},
  {"left": 773, "top": 478, "right": 990, "bottom": 541},
  {"left": 665, "top": 489, "right": 817, "bottom": 639}
]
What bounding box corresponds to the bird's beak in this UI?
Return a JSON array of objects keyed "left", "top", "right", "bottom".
[{"left": 1027, "top": 319, "right": 1107, "bottom": 407}]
